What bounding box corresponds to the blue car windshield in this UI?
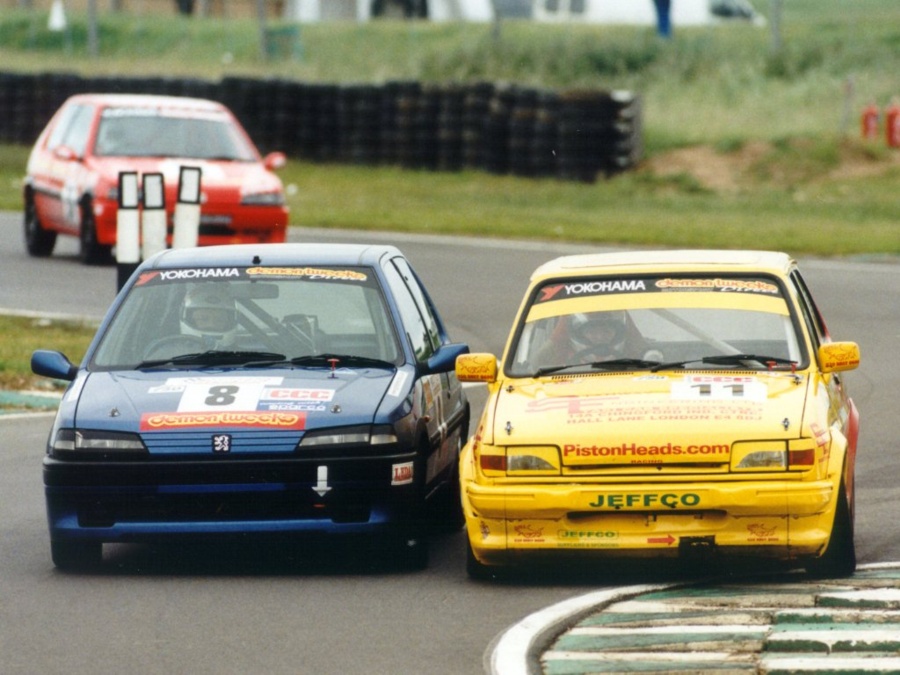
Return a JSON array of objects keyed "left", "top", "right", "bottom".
[{"left": 91, "top": 266, "right": 403, "bottom": 370}]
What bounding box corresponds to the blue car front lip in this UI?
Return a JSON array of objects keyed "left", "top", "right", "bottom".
[
  {"left": 46, "top": 504, "right": 404, "bottom": 541},
  {"left": 43, "top": 448, "right": 413, "bottom": 486},
  {"left": 44, "top": 449, "right": 422, "bottom": 541}
]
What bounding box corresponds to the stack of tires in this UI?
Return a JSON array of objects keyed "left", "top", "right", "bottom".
[
  {"left": 0, "top": 72, "right": 37, "bottom": 144},
  {"left": 410, "top": 85, "right": 441, "bottom": 170},
  {"left": 556, "top": 90, "right": 642, "bottom": 181},
  {"left": 461, "top": 82, "right": 495, "bottom": 171},
  {"left": 0, "top": 71, "right": 642, "bottom": 182},
  {"left": 336, "top": 84, "right": 382, "bottom": 165},
  {"left": 437, "top": 84, "right": 466, "bottom": 172},
  {"left": 507, "top": 87, "right": 540, "bottom": 177},
  {"left": 530, "top": 90, "right": 560, "bottom": 178},
  {"left": 379, "top": 81, "right": 413, "bottom": 165}
]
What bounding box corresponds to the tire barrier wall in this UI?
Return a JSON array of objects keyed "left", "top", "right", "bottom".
[{"left": 0, "top": 71, "right": 642, "bottom": 182}]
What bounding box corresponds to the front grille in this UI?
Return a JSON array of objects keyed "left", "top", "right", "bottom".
[
  {"left": 562, "top": 463, "right": 729, "bottom": 476},
  {"left": 76, "top": 491, "right": 373, "bottom": 527},
  {"left": 141, "top": 429, "right": 300, "bottom": 456}
]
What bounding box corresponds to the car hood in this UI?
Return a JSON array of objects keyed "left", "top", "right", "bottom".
[
  {"left": 491, "top": 372, "right": 810, "bottom": 467},
  {"left": 90, "top": 157, "right": 281, "bottom": 194},
  {"left": 71, "top": 368, "right": 398, "bottom": 444}
]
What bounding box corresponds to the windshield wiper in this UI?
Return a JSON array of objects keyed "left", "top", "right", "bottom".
[
  {"left": 138, "top": 350, "right": 286, "bottom": 369},
  {"left": 533, "top": 358, "right": 661, "bottom": 377},
  {"left": 289, "top": 353, "right": 396, "bottom": 369},
  {"left": 651, "top": 354, "right": 798, "bottom": 372},
  {"left": 590, "top": 358, "right": 664, "bottom": 371}
]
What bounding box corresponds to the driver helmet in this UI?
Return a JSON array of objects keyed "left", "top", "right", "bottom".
[
  {"left": 181, "top": 284, "right": 238, "bottom": 344},
  {"left": 572, "top": 312, "right": 625, "bottom": 349}
]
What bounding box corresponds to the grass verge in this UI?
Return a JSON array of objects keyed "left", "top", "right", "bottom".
[{"left": 0, "top": 314, "right": 95, "bottom": 398}]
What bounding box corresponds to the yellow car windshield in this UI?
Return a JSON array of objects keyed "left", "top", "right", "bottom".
[{"left": 508, "top": 275, "right": 804, "bottom": 376}]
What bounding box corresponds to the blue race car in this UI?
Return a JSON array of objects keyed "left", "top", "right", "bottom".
[{"left": 32, "top": 243, "right": 469, "bottom": 570}]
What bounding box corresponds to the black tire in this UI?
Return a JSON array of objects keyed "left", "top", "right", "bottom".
[
  {"left": 79, "top": 200, "right": 113, "bottom": 266},
  {"left": 430, "top": 434, "right": 466, "bottom": 534},
  {"left": 806, "top": 481, "right": 856, "bottom": 579},
  {"left": 397, "top": 537, "right": 429, "bottom": 571},
  {"left": 23, "top": 193, "right": 56, "bottom": 257},
  {"left": 465, "top": 536, "right": 494, "bottom": 581},
  {"left": 51, "top": 541, "right": 102, "bottom": 571}
]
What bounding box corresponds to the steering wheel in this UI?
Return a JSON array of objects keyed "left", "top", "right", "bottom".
[
  {"left": 143, "top": 335, "right": 207, "bottom": 361},
  {"left": 571, "top": 346, "right": 616, "bottom": 363}
]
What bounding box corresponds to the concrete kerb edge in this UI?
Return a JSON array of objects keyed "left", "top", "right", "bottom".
[
  {"left": 0, "top": 306, "right": 101, "bottom": 324},
  {"left": 487, "top": 582, "right": 677, "bottom": 675},
  {"left": 487, "top": 562, "right": 900, "bottom": 675}
]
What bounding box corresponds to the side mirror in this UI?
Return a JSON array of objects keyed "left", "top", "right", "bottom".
[
  {"left": 53, "top": 145, "right": 79, "bottom": 162},
  {"left": 263, "top": 151, "right": 287, "bottom": 171},
  {"left": 456, "top": 353, "right": 498, "bottom": 384},
  {"left": 818, "top": 342, "right": 860, "bottom": 373},
  {"left": 31, "top": 350, "right": 78, "bottom": 382},
  {"left": 424, "top": 343, "right": 469, "bottom": 375}
]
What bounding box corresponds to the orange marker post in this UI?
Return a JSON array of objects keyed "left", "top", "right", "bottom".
[
  {"left": 861, "top": 102, "right": 880, "bottom": 140},
  {"left": 887, "top": 99, "right": 900, "bottom": 148}
]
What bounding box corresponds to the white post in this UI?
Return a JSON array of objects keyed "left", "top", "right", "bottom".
[
  {"left": 172, "top": 166, "right": 202, "bottom": 250},
  {"left": 116, "top": 172, "right": 140, "bottom": 290},
  {"left": 141, "top": 172, "right": 167, "bottom": 260}
]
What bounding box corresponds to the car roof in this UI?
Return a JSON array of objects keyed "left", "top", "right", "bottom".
[
  {"left": 64, "top": 93, "right": 228, "bottom": 113},
  {"left": 531, "top": 249, "right": 796, "bottom": 281},
  {"left": 142, "top": 243, "right": 404, "bottom": 270}
]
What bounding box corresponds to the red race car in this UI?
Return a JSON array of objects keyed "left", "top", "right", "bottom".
[{"left": 24, "top": 93, "right": 289, "bottom": 265}]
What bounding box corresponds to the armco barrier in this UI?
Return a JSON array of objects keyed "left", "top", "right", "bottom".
[{"left": 0, "top": 71, "right": 641, "bottom": 182}]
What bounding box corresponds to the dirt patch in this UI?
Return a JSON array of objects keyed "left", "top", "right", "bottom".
[
  {"left": 641, "top": 143, "right": 766, "bottom": 192},
  {"left": 641, "top": 140, "right": 900, "bottom": 193}
]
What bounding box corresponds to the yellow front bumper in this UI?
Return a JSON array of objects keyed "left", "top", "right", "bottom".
[{"left": 464, "top": 478, "right": 838, "bottom": 565}]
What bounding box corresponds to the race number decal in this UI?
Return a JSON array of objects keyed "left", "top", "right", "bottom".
[
  {"left": 141, "top": 377, "right": 307, "bottom": 430},
  {"left": 671, "top": 376, "right": 766, "bottom": 402},
  {"left": 178, "top": 380, "right": 268, "bottom": 412}
]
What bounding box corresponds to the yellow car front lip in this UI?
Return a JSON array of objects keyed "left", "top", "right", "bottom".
[
  {"left": 465, "top": 479, "right": 835, "bottom": 520},
  {"left": 464, "top": 478, "right": 839, "bottom": 561}
]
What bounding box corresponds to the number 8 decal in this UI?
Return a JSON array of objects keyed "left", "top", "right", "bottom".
[
  {"left": 206, "top": 385, "right": 239, "bottom": 407},
  {"left": 177, "top": 380, "right": 272, "bottom": 413}
]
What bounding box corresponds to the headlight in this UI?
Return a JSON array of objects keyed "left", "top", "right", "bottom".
[
  {"left": 52, "top": 429, "right": 147, "bottom": 457},
  {"left": 241, "top": 191, "right": 285, "bottom": 206},
  {"left": 479, "top": 446, "right": 561, "bottom": 476},
  {"left": 732, "top": 441, "right": 787, "bottom": 471},
  {"left": 298, "top": 425, "right": 398, "bottom": 449}
]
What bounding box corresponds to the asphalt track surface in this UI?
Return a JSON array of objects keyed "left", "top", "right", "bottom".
[{"left": 2, "top": 216, "right": 899, "bottom": 674}]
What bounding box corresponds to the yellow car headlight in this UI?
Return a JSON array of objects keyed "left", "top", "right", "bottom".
[
  {"left": 506, "top": 446, "right": 561, "bottom": 476},
  {"left": 732, "top": 441, "right": 787, "bottom": 471},
  {"left": 478, "top": 446, "right": 562, "bottom": 476}
]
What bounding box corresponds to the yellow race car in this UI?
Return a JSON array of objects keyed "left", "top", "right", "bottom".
[{"left": 456, "top": 250, "right": 860, "bottom": 579}]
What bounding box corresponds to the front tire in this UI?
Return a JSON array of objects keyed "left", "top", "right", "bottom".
[
  {"left": 51, "top": 541, "right": 102, "bottom": 571},
  {"left": 397, "top": 537, "right": 429, "bottom": 571},
  {"left": 806, "top": 481, "right": 856, "bottom": 578},
  {"left": 24, "top": 194, "right": 57, "bottom": 257},
  {"left": 430, "top": 434, "right": 466, "bottom": 534},
  {"left": 79, "top": 200, "right": 113, "bottom": 265},
  {"left": 466, "top": 536, "right": 494, "bottom": 581}
]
